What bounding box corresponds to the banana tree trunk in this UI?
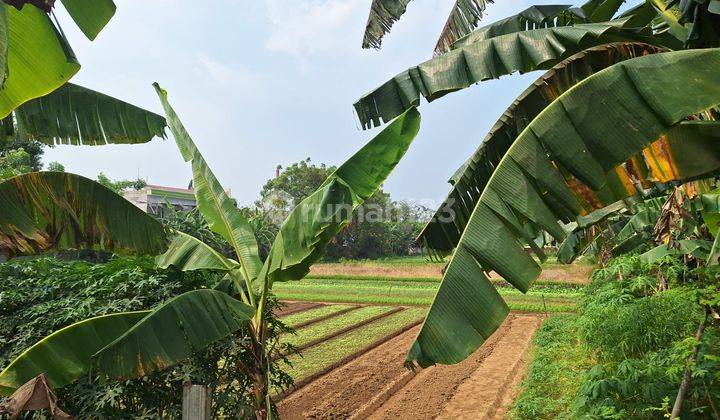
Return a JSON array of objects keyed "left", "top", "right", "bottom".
[{"left": 250, "top": 321, "right": 272, "bottom": 420}]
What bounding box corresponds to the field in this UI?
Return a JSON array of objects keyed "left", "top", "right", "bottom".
[{"left": 272, "top": 257, "right": 593, "bottom": 418}]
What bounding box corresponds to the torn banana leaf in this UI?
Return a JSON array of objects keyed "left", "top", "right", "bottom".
[
  {"left": 409, "top": 49, "right": 720, "bottom": 367},
  {"left": 354, "top": 23, "right": 667, "bottom": 129},
  {"left": 0, "top": 172, "right": 167, "bottom": 257},
  {"left": 419, "top": 42, "right": 667, "bottom": 254},
  {"left": 8, "top": 83, "right": 167, "bottom": 146}
]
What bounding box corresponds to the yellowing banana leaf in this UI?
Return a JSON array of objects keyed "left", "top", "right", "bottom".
[
  {"left": 0, "top": 6, "right": 7, "bottom": 85},
  {"left": 419, "top": 43, "right": 666, "bottom": 254},
  {"left": 154, "top": 83, "right": 262, "bottom": 285},
  {"left": 0, "top": 311, "right": 149, "bottom": 394},
  {"left": 0, "top": 4, "right": 80, "bottom": 119},
  {"left": 156, "top": 231, "right": 238, "bottom": 272},
  {"left": 354, "top": 23, "right": 666, "bottom": 129},
  {"left": 410, "top": 49, "right": 720, "bottom": 367},
  {"left": 94, "top": 290, "right": 254, "bottom": 379},
  {"left": 260, "top": 108, "right": 421, "bottom": 286},
  {"left": 7, "top": 83, "right": 166, "bottom": 146},
  {"left": 0, "top": 172, "right": 167, "bottom": 257},
  {"left": 59, "top": 0, "right": 116, "bottom": 40}
]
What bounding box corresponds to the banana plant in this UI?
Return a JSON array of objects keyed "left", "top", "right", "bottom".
[
  {"left": 362, "top": 0, "right": 634, "bottom": 54},
  {"left": 0, "top": 85, "right": 421, "bottom": 418}
]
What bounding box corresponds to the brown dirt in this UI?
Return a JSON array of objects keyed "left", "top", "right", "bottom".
[
  {"left": 278, "top": 313, "right": 544, "bottom": 419},
  {"left": 309, "top": 263, "right": 593, "bottom": 285},
  {"left": 275, "top": 301, "right": 324, "bottom": 317}
]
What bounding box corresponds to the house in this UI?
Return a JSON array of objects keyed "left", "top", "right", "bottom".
[{"left": 123, "top": 184, "right": 197, "bottom": 217}]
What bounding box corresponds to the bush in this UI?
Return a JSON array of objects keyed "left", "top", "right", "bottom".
[{"left": 0, "top": 257, "right": 293, "bottom": 418}]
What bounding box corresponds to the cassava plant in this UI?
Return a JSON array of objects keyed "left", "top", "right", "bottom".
[{"left": 0, "top": 84, "right": 421, "bottom": 418}]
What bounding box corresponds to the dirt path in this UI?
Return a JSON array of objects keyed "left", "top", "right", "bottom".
[
  {"left": 278, "top": 313, "right": 543, "bottom": 419},
  {"left": 276, "top": 301, "right": 323, "bottom": 317},
  {"left": 436, "top": 315, "right": 543, "bottom": 419}
]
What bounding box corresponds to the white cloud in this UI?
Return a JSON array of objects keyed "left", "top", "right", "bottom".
[{"left": 264, "top": 0, "right": 366, "bottom": 56}]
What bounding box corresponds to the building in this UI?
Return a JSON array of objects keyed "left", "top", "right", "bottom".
[{"left": 123, "top": 184, "right": 197, "bottom": 217}]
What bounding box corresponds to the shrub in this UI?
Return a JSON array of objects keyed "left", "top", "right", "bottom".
[{"left": 0, "top": 257, "right": 293, "bottom": 418}]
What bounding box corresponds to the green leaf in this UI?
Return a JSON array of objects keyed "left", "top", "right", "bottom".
[
  {"left": 419, "top": 43, "right": 667, "bottom": 254},
  {"left": 59, "top": 0, "right": 116, "bottom": 40},
  {"left": 7, "top": 83, "right": 166, "bottom": 146},
  {"left": 261, "top": 107, "right": 421, "bottom": 286},
  {"left": 94, "top": 290, "right": 254, "bottom": 379},
  {"left": 410, "top": 48, "right": 720, "bottom": 367},
  {"left": 0, "top": 4, "right": 80, "bottom": 119},
  {"left": 156, "top": 230, "right": 237, "bottom": 272},
  {"left": 640, "top": 240, "right": 712, "bottom": 263},
  {"left": 0, "top": 311, "right": 149, "bottom": 394},
  {"left": 446, "top": 4, "right": 587, "bottom": 53},
  {"left": 354, "top": 23, "right": 666, "bottom": 129},
  {"left": 0, "top": 5, "right": 7, "bottom": 85},
  {"left": 153, "top": 83, "right": 262, "bottom": 285},
  {"left": 0, "top": 171, "right": 167, "bottom": 257}
]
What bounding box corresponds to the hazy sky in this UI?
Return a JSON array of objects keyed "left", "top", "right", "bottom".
[{"left": 45, "top": 0, "right": 555, "bottom": 207}]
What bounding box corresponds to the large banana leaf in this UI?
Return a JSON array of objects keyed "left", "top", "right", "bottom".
[
  {"left": 94, "top": 290, "right": 254, "bottom": 379},
  {"left": 0, "top": 311, "right": 149, "bottom": 394},
  {"left": 0, "top": 172, "right": 167, "bottom": 257},
  {"left": 154, "top": 83, "right": 262, "bottom": 285},
  {"left": 409, "top": 49, "right": 720, "bottom": 367},
  {"left": 0, "top": 6, "right": 7, "bottom": 85},
  {"left": 59, "top": 0, "right": 116, "bottom": 40},
  {"left": 354, "top": 23, "right": 666, "bottom": 129},
  {"left": 156, "top": 231, "right": 238, "bottom": 272},
  {"left": 419, "top": 42, "right": 666, "bottom": 254},
  {"left": 260, "top": 108, "right": 421, "bottom": 287},
  {"left": 2, "top": 83, "right": 167, "bottom": 146},
  {"left": 0, "top": 4, "right": 80, "bottom": 119}
]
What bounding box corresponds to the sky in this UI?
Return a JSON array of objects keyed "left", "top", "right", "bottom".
[{"left": 45, "top": 0, "right": 556, "bottom": 208}]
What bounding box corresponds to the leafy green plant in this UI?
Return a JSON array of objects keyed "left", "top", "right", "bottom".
[
  {"left": 0, "top": 256, "right": 294, "bottom": 418},
  {"left": 0, "top": 85, "right": 421, "bottom": 418}
]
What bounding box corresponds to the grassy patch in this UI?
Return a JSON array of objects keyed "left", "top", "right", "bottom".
[
  {"left": 274, "top": 278, "right": 579, "bottom": 312},
  {"left": 282, "top": 306, "right": 395, "bottom": 348},
  {"left": 284, "top": 307, "right": 427, "bottom": 381},
  {"left": 511, "top": 315, "right": 592, "bottom": 420},
  {"left": 280, "top": 304, "right": 355, "bottom": 329}
]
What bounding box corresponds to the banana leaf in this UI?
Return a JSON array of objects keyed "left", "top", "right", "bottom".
[
  {"left": 354, "top": 23, "right": 667, "bottom": 129},
  {"left": 419, "top": 42, "right": 666, "bottom": 254},
  {"left": 409, "top": 49, "right": 720, "bottom": 367},
  {"left": 0, "top": 4, "right": 80, "bottom": 119},
  {"left": 0, "top": 311, "right": 149, "bottom": 394},
  {"left": 3, "top": 83, "right": 167, "bottom": 146},
  {"left": 94, "top": 290, "right": 254, "bottom": 379},
  {"left": 154, "top": 83, "right": 262, "bottom": 285},
  {"left": 59, "top": 0, "right": 116, "bottom": 40},
  {"left": 640, "top": 240, "right": 712, "bottom": 263},
  {"left": 260, "top": 107, "right": 421, "bottom": 286},
  {"left": 432, "top": 0, "right": 497, "bottom": 55},
  {"left": 156, "top": 231, "right": 238, "bottom": 272},
  {"left": 0, "top": 172, "right": 167, "bottom": 257}
]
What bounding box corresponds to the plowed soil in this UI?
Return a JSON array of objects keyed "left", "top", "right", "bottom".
[{"left": 278, "top": 314, "right": 543, "bottom": 419}]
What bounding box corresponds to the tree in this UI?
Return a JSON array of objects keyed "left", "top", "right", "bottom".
[
  {"left": 353, "top": 0, "right": 720, "bottom": 373},
  {"left": 0, "top": 85, "right": 422, "bottom": 419},
  {"left": 96, "top": 172, "right": 147, "bottom": 194},
  {"left": 45, "top": 161, "right": 64, "bottom": 172}
]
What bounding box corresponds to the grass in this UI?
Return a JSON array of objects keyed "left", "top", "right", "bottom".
[
  {"left": 511, "top": 315, "right": 592, "bottom": 419},
  {"left": 281, "top": 304, "right": 355, "bottom": 328},
  {"left": 274, "top": 278, "right": 580, "bottom": 312},
  {"left": 282, "top": 306, "right": 395, "bottom": 348},
  {"left": 283, "top": 307, "right": 427, "bottom": 382}
]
